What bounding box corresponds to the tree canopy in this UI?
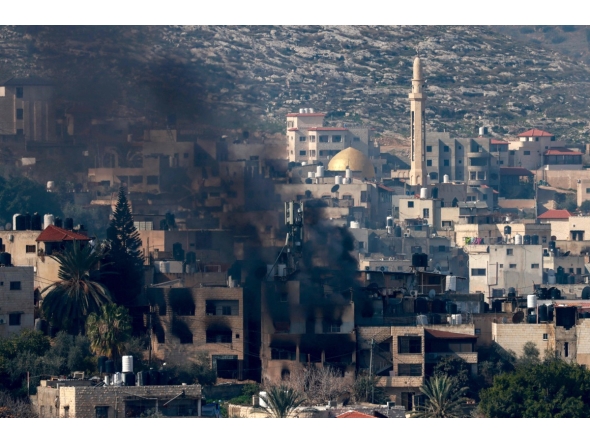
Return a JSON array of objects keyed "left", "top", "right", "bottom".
[
  {"left": 479, "top": 358, "right": 590, "bottom": 417},
  {"left": 0, "top": 176, "right": 63, "bottom": 226}
]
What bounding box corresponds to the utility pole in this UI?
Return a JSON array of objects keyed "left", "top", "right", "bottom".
[{"left": 369, "top": 338, "right": 375, "bottom": 404}]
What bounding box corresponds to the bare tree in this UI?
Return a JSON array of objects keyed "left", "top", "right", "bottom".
[
  {"left": 283, "top": 365, "right": 352, "bottom": 406},
  {"left": 0, "top": 390, "right": 37, "bottom": 418}
]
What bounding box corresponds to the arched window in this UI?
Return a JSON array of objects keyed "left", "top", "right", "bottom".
[{"left": 429, "top": 172, "right": 438, "bottom": 180}]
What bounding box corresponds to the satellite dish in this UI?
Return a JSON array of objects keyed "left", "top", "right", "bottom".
[
  {"left": 428, "top": 289, "right": 436, "bottom": 299},
  {"left": 512, "top": 311, "right": 524, "bottom": 324},
  {"left": 331, "top": 184, "right": 340, "bottom": 193}
]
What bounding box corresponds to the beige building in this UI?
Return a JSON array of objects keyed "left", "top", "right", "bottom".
[
  {"left": 0, "top": 265, "right": 34, "bottom": 337},
  {"left": 468, "top": 244, "right": 544, "bottom": 302},
  {"left": 36, "top": 379, "right": 202, "bottom": 418}
]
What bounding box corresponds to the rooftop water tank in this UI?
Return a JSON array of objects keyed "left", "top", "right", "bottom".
[
  {"left": 350, "top": 221, "right": 360, "bottom": 229},
  {"left": 308, "top": 172, "right": 315, "bottom": 178},
  {"left": 443, "top": 174, "right": 450, "bottom": 184},
  {"left": 504, "top": 225, "right": 512, "bottom": 235},
  {"left": 122, "top": 355, "right": 133, "bottom": 373},
  {"left": 12, "top": 214, "right": 21, "bottom": 231},
  {"left": 316, "top": 166, "right": 324, "bottom": 177},
  {"left": 420, "top": 188, "right": 428, "bottom": 199},
  {"left": 515, "top": 234, "right": 523, "bottom": 245},
  {"left": 345, "top": 167, "right": 352, "bottom": 179},
  {"left": 31, "top": 213, "right": 42, "bottom": 231},
  {"left": 527, "top": 294, "right": 537, "bottom": 309},
  {"left": 64, "top": 218, "right": 74, "bottom": 230},
  {"left": 335, "top": 175, "right": 342, "bottom": 185}
]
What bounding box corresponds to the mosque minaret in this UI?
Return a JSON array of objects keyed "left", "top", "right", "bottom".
[{"left": 409, "top": 56, "right": 427, "bottom": 187}]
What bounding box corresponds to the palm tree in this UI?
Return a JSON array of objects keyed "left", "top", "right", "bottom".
[
  {"left": 41, "top": 241, "right": 112, "bottom": 334},
  {"left": 86, "top": 303, "right": 132, "bottom": 363},
  {"left": 259, "top": 384, "right": 305, "bottom": 418},
  {"left": 412, "top": 374, "right": 468, "bottom": 418}
]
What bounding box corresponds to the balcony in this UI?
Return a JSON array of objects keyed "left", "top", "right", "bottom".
[
  {"left": 375, "top": 375, "right": 423, "bottom": 388},
  {"left": 425, "top": 352, "right": 478, "bottom": 364}
]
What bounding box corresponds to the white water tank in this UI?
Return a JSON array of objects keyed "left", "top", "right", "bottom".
[
  {"left": 259, "top": 392, "right": 268, "bottom": 408},
  {"left": 420, "top": 188, "right": 428, "bottom": 199},
  {"left": 309, "top": 108, "right": 314, "bottom": 113},
  {"left": 308, "top": 172, "right": 315, "bottom": 178},
  {"left": 446, "top": 275, "right": 457, "bottom": 292},
  {"left": 316, "top": 166, "right": 324, "bottom": 177},
  {"left": 515, "top": 234, "right": 523, "bottom": 245},
  {"left": 122, "top": 355, "right": 133, "bottom": 373},
  {"left": 44, "top": 214, "right": 55, "bottom": 229},
  {"left": 12, "top": 214, "right": 20, "bottom": 231},
  {"left": 46, "top": 181, "right": 55, "bottom": 192},
  {"left": 443, "top": 174, "right": 450, "bottom": 183},
  {"left": 548, "top": 270, "right": 556, "bottom": 285},
  {"left": 416, "top": 314, "right": 428, "bottom": 326},
  {"left": 301, "top": 162, "right": 307, "bottom": 166},
  {"left": 350, "top": 221, "right": 360, "bottom": 229},
  {"left": 386, "top": 216, "right": 393, "bottom": 227},
  {"left": 451, "top": 314, "right": 462, "bottom": 325},
  {"left": 345, "top": 167, "right": 352, "bottom": 179},
  {"left": 335, "top": 175, "right": 342, "bottom": 185},
  {"left": 527, "top": 294, "right": 537, "bottom": 309},
  {"left": 299, "top": 108, "right": 304, "bottom": 113}
]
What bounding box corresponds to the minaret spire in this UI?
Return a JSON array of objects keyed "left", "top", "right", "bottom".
[{"left": 409, "top": 56, "right": 427, "bottom": 187}]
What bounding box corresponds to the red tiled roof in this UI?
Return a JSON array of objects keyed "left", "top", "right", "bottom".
[
  {"left": 500, "top": 167, "right": 534, "bottom": 176},
  {"left": 544, "top": 148, "right": 581, "bottom": 156},
  {"left": 425, "top": 329, "right": 477, "bottom": 340},
  {"left": 307, "top": 127, "right": 348, "bottom": 131},
  {"left": 538, "top": 209, "right": 573, "bottom": 220},
  {"left": 337, "top": 410, "right": 377, "bottom": 418},
  {"left": 35, "top": 225, "right": 90, "bottom": 242},
  {"left": 286, "top": 113, "right": 326, "bottom": 117},
  {"left": 287, "top": 128, "right": 298, "bottom": 131},
  {"left": 518, "top": 129, "right": 553, "bottom": 138},
  {"left": 491, "top": 139, "right": 509, "bottom": 144}
]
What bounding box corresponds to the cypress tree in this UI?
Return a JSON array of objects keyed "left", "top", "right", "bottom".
[{"left": 103, "top": 188, "right": 144, "bottom": 307}]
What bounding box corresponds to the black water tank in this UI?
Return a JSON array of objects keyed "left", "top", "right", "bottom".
[
  {"left": 432, "top": 299, "right": 446, "bottom": 313},
  {"left": 568, "top": 274, "right": 576, "bottom": 285},
  {"left": 104, "top": 360, "right": 115, "bottom": 374},
  {"left": 549, "top": 241, "right": 556, "bottom": 252},
  {"left": 64, "top": 218, "right": 74, "bottom": 230},
  {"left": 538, "top": 304, "right": 548, "bottom": 322},
  {"left": 430, "top": 313, "right": 442, "bottom": 324},
  {"left": 412, "top": 253, "right": 428, "bottom": 268},
  {"left": 149, "top": 369, "right": 160, "bottom": 385},
  {"left": 394, "top": 225, "right": 402, "bottom": 238},
  {"left": 31, "top": 213, "right": 42, "bottom": 230},
  {"left": 15, "top": 214, "right": 25, "bottom": 231},
  {"left": 97, "top": 356, "right": 108, "bottom": 373},
  {"left": 137, "top": 370, "right": 149, "bottom": 386},
  {"left": 508, "top": 287, "right": 516, "bottom": 298},
  {"left": 582, "top": 287, "right": 590, "bottom": 300},
  {"left": 173, "top": 242, "right": 185, "bottom": 261},
  {"left": 186, "top": 251, "right": 196, "bottom": 264},
  {"left": 446, "top": 301, "right": 458, "bottom": 315},
  {"left": 550, "top": 288, "right": 562, "bottom": 299},
  {"left": 531, "top": 235, "right": 539, "bottom": 245},
  {"left": 523, "top": 235, "right": 531, "bottom": 245},
  {"left": 504, "top": 226, "right": 512, "bottom": 235},
  {"left": 548, "top": 305, "right": 555, "bottom": 321},
  {"left": 0, "top": 252, "right": 11, "bottom": 266},
  {"left": 34, "top": 318, "right": 47, "bottom": 332},
  {"left": 492, "top": 299, "right": 503, "bottom": 312},
  {"left": 54, "top": 217, "right": 63, "bottom": 228},
  {"left": 415, "top": 298, "right": 428, "bottom": 313},
  {"left": 24, "top": 213, "right": 31, "bottom": 230},
  {"left": 122, "top": 372, "right": 136, "bottom": 387},
  {"left": 527, "top": 314, "right": 537, "bottom": 324}
]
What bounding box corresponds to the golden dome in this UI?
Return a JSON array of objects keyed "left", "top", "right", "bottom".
[{"left": 327, "top": 147, "right": 376, "bottom": 179}]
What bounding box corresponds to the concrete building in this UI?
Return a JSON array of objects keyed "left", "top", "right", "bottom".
[
  {"left": 0, "top": 265, "right": 34, "bottom": 337},
  {"left": 0, "top": 77, "right": 58, "bottom": 142},
  {"left": 285, "top": 110, "right": 376, "bottom": 164},
  {"left": 468, "top": 244, "right": 544, "bottom": 302},
  {"left": 36, "top": 378, "right": 203, "bottom": 418}
]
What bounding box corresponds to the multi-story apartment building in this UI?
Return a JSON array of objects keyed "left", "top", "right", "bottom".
[{"left": 0, "top": 264, "right": 34, "bottom": 337}]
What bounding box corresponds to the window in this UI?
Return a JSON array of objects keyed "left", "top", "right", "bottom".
[
  {"left": 271, "top": 347, "right": 296, "bottom": 360},
  {"left": 299, "top": 136, "right": 306, "bottom": 142},
  {"left": 26, "top": 245, "right": 36, "bottom": 253},
  {"left": 492, "top": 288, "right": 504, "bottom": 297},
  {"left": 287, "top": 121, "right": 294, "bottom": 128},
  {"left": 64, "top": 406, "right": 69, "bottom": 418},
  {"left": 16, "top": 129, "right": 23, "bottom": 135},
  {"left": 206, "top": 330, "right": 232, "bottom": 343},
  {"left": 577, "top": 268, "right": 582, "bottom": 275},
  {"left": 471, "top": 268, "right": 486, "bottom": 276},
  {"left": 95, "top": 406, "right": 109, "bottom": 418},
  {"left": 398, "top": 336, "right": 421, "bottom": 354},
  {"left": 586, "top": 188, "right": 590, "bottom": 194},
  {"left": 443, "top": 145, "right": 449, "bottom": 152},
  {"left": 183, "top": 152, "right": 189, "bottom": 159},
  {"left": 16, "top": 87, "right": 23, "bottom": 98},
  {"left": 146, "top": 175, "right": 159, "bottom": 185},
  {"left": 309, "top": 135, "right": 316, "bottom": 142},
  {"left": 16, "top": 109, "right": 23, "bottom": 120},
  {"left": 509, "top": 264, "right": 517, "bottom": 269},
  {"left": 129, "top": 175, "right": 142, "bottom": 185},
  {"left": 423, "top": 209, "right": 430, "bottom": 218},
  {"left": 426, "top": 160, "right": 432, "bottom": 166},
  {"left": 319, "top": 135, "right": 329, "bottom": 143},
  {"left": 438, "top": 245, "right": 446, "bottom": 252},
  {"left": 408, "top": 201, "right": 414, "bottom": 208},
  {"left": 477, "top": 171, "right": 486, "bottom": 180},
  {"left": 310, "top": 150, "right": 316, "bottom": 157},
  {"left": 470, "top": 145, "right": 480, "bottom": 153},
  {"left": 332, "top": 135, "right": 342, "bottom": 143},
  {"left": 206, "top": 300, "right": 239, "bottom": 316},
  {"left": 543, "top": 333, "right": 548, "bottom": 341},
  {"left": 475, "top": 329, "right": 481, "bottom": 334},
  {"left": 426, "top": 146, "right": 432, "bottom": 152},
  {"left": 299, "top": 150, "right": 306, "bottom": 156},
  {"left": 531, "top": 264, "right": 540, "bottom": 269},
  {"left": 470, "top": 172, "right": 476, "bottom": 180},
  {"left": 442, "top": 221, "right": 452, "bottom": 228},
  {"left": 564, "top": 342, "right": 569, "bottom": 357},
  {"left": 9, "top": 281, "right": 21, "bottom": 290},
  {"left": 8, "top": 313, "right": 21, "bottom": 326},
  {"left": 499, "top": 264, "right": 503, "bottom": 268},
  {"left": 524, "top": 150, "right": 531, "bottom": 155},
  {"left": 443, "top": 160, "right": 449, "bottom": 166},
  {"left": 398, "top": 364, "right": 422, "bottom": 376},
  {"left": 506, "top": 249, "right": 513, "bottom": 256},
  {"left": 353, "top": 137, "right": 360, "bottom": 142}
]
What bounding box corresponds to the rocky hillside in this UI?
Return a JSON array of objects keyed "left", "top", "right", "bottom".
[{"left": 2, "top": 26, "right": 590, "bottom": 142}]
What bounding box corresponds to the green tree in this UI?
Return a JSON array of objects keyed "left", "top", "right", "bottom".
[
  {"left": 479, "top": 359, "right": 590, "bottom": 417},
  {"left": 166, "top": 352, "right": 217, "bottom": 386},
  {"left": 86, "top": 304, "right": 132, "bottom": 364},
  {"left": 518, "top": 341, "right": 541, "bottom": 367},
  {"left": 259, "top": 384, "right": 305, "bottom": 418},
  {"left": 41, "top": 241, "right": 112, "bottom": 334},
  {"left": 102, "top": 187, "right": 144, "bottom": 307},
  {"left": 580, "top": 200, "right": 590, "bottom": 214},
  {"left": 433, "top": 356, "right": 472, "bottom": 395},
  {"left": 412, "top": 374, "right": 468, "bottom": 418}
]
